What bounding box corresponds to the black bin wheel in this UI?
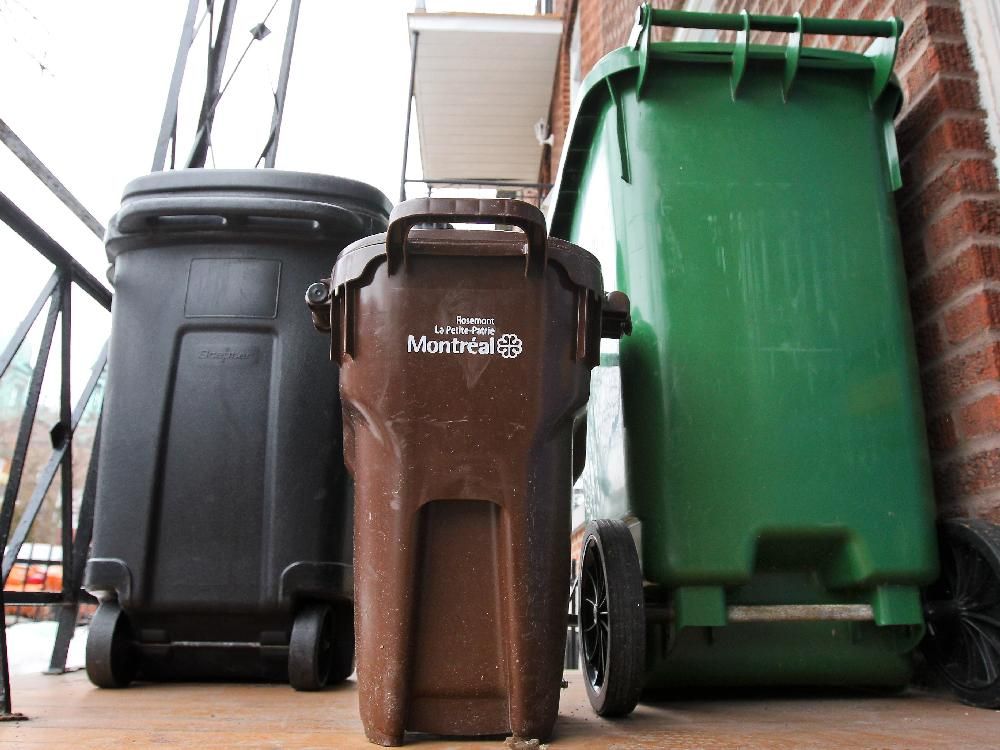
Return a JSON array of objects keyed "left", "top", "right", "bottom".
[
  {"left": 327, "top": 601, "right": 355, "bottom": 685},
  {"left": 85, "top": 601, "right": 137, "bottom": 689},
  {"left": 922, "top": 519, "right": 1000, "bottom": 709},
  {"left": 289, "top": 603, "right": 336, "bottom": 691},
  {"left": 578, "top": 518, "right": 645, "bottom": 717}
]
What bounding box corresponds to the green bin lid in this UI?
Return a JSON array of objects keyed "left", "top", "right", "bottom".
[{"left": 550, "top": 39, "right": 903, "bottom": 237}]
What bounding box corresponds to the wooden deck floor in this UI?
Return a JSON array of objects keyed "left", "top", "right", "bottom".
[{"left": 3, "top": 669, "right": 999, "bottom": 748}]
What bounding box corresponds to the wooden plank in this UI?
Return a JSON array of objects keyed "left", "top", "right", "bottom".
[{"left": 2, "top": 669, "right": 999, "bottom": 748}]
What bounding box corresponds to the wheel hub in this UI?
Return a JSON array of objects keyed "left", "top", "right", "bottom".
[{"left": 921, "top": 521, "right": 1000, "bottom": 707}]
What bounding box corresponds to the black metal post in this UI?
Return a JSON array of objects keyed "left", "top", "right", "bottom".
[
  {"left": 0, "top": 587, "right": 27, "bottom": 721},
  {"left": 0, "top": 283, "right": 61, "bottom": 717},
  {"left": 0, "top": 156, "right": 111, "bottom": 718},
  {"left": 0, "top": 272, "right": 59, "bottom": 379},
  {"left": 399, "top": 29, "right": 420, "bottom": 202},
  {"left": 152, "top": 0, "right": 201, "bottom": 171},
  {"left": 0, "top": 119, "right": 105, "bottom": 240},
  {"left": 0, "top": 291, "right": 59, "bottom": 524},
  {"left": 47, "top": 416, "right": 103, "bottom": 675},
  {"left": 0, "top": 284, "right": 61, "bottom": 582},
  {"left": 58, "top": 275, "right": 73, "bottom": 591},
  {"left": 43, "top": 276, "right": 76, "bottom": 676},
  {"left": 263, "top": 0, "right": 302, "bottom": 168},
  {"left": 187, "top": 0, "right": 239, "bottom": 168},
  {"left": 0, "top": 192, "right": 112, "bottom": 310},
  {"left": 2, "top": 345, "right": 109, "bottom": 582}
]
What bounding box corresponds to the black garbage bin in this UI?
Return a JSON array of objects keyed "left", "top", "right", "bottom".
[{"left": 84, "top": 169, "right": 391, "bottom": 690}]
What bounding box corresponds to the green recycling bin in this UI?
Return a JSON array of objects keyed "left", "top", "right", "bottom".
[{"left": 551, "top": 6, "right": 938, "bottom": 715}]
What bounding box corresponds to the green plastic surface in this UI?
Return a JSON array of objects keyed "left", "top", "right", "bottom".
[{"left": 555, "top": 37, "right": 937, "bottom": 686}]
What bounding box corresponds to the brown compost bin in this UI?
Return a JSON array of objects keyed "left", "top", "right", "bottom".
[{"left": 307, "top": 198, "right": 630, "bottom": 745}]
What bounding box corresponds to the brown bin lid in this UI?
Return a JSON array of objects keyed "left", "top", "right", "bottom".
[{"left": 331, "top": 229, "right": 604, "bottom": 293}]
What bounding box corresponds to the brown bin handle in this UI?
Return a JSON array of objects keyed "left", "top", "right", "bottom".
[{"left": 385, "top": 197, "right": 548, "bottom": 277}]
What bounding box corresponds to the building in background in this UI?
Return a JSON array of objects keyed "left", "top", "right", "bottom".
[
  {"left": 0, "top": 347, "right": 33, "bottom": 422},
  {"left": 401, "top": 7, "right": 563, "bottom": 204},
  {"left": 542, "top": 0, "right": 1000, "bottom": 525}
]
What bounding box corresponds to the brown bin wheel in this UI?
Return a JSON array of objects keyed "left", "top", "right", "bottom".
[
  {"left": 922, "top": 519, "right": 1000, "bottom": 709},
  {"left": 85, "top": 601, "right": 137, "bottom": 689},
  {"left": 578, "top": 519, "right": 645, "bottom": 717},
  {"left": 326, "top": 601, "right": 355, "bottom": 684},
  {"left": 288, "top": 603, "right": 334, "bottom": 691}
]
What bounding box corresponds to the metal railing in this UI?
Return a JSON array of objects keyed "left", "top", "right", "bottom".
[
  {"left": 403, "top": 178, "right": 553, "bottom": 208},
  {"left": 4, "top": 544, "right": 69, "bottom": 622},
  {"left": 153, "top": 0, "right": 304, "bottom": 171},
  {"left": 0, "top": 191, "right": 111, "bottom": 721}
]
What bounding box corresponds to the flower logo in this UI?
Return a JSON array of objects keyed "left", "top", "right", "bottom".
[{"left": 496, "top": 333, "right": 523, "bottom": 359}]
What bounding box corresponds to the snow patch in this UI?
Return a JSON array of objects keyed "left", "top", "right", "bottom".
[{"left": 5, "top": 621, "right": 87, "bottom": 675}]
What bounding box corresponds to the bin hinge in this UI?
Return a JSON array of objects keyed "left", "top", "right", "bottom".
[
  {"left": 782, "top": 13, "right": 803, "bottom": 102},
  {"left": 630, "top": 5, "right": 651, "bottom": 101},
  {"left": 601, "top": 291, "right": 632, "bottom": 339},
  {"left": 730, "top": 10, "right": 750, "bottom": 100},
  {"left": 866, "top": 16, "right": 902, "bottom": 107},
  {"left": 305, "top": 280, "right": 332, "bottom": 333},
  {"left": 306, "top": 279, "right": 353, "bottom": 361}
]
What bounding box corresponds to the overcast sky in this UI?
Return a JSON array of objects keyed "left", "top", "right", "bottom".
[{"left": 1, "top": 0, "right": 536, "bottom": 407}]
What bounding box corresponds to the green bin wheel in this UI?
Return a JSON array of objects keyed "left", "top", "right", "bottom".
[
  {"left": 85, "top": 601, "right": 137, "bottom": 689},
  {"left": 288, "top": 603, "right": 334, "bottom": 691},
  {"left": 922, "top": 519, "right": 1000, "bottom": 709},
  {"left": 327, "top": 601, "right": 355, "bottom": 684},
  {"left": 578, "top": 519, "right": 645, "bottom": 717}
]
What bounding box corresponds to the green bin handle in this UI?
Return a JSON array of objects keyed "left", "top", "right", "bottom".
[
  {"left": 385, "top": 197, "right": 548, "bottom": 277},
  {"left": 629, "top": 3, "right": 902, "bottom": 103}
]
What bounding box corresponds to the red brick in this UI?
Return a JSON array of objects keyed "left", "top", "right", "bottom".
[
  {"left": 898, "top": 120, "right": 996, "bottom": 223},
  {"left": 858, "top": 0, "right": 880, "bottom": 21},
  {"left": 902, "top": 116, "right": 994, "bottom": 174},
  {"left": 958, "top": 393, "right": 1000, "bottom": 438},
  {"left": 924, "top": 341, "right": 1000, "bottom": 405},
  {"left": 927, "top": 411, "right": 959, "bottom": 452},
  {"left": 897, "top": 77, "right": 985, "bottom": 152},
  {"left": 815, "top": 0, "right": 838, "bottom": 17},
  {"left": 912, "top": 244, "right": 1000, "bottom": 312},
  {"left": 899, "top": 158, "right": 999, "bottom": 229},
  {"left": 892, "top": 1, "right": 949, "bottom": 24},
  {"left": 944, "top": 290, "right": 1000, "bottom": 344},
  {"left": 925, "top": 199, "right": 1000, "bottom": 261},
  {"left": 901, "top": 40, "right": 975, "bottom": 100},
  {"left": 922, "top": 3, "right": 966, "bottom": 38},
  {"left": 898, "top": 3, "right": 965, "bottom": 52},
  {"left": 937, "top": 447, "right": 1000, "bottom": 497},
  {"left": 898, "top": 9, "right": 931, "bottom": 66}
]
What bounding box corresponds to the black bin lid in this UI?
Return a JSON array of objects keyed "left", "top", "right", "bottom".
[{"left": 106, "top": 169, "right": 393, "bottom": 262}]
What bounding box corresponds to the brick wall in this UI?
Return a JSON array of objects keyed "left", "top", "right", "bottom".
[
  {"left": 545, "top": 0, "right": 1000, "bottom": 523},
  {"left": 541, "top": 0, "right": 685, "bottom": 183},
  {"left": 541, "top": 0, "right": 576, "bottom": 187}
]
